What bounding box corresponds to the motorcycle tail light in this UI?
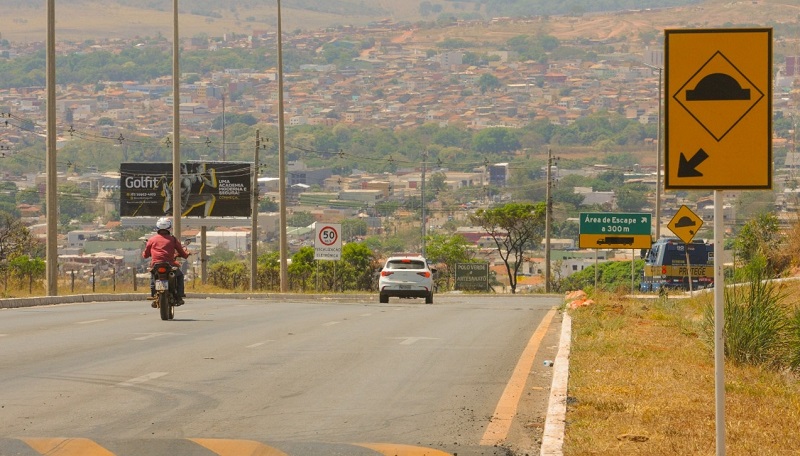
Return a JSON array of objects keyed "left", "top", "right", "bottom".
[{"left": 157, "top": 267, "right": 168, "bottom": 274}]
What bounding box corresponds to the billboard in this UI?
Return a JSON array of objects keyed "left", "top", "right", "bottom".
[{"left": 120, "top": 161, "right": 252, "bottom": 218}]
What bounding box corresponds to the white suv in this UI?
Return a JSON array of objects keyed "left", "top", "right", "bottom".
[{"left": 378, "top": 255, "right": 435, "bottom": 304}]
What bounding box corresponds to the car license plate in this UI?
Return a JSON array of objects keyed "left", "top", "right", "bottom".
[
  {"left": 399, "top": 284, "right": 412, "bottom": 289},
  {"left": 155, "top": 280, "right": 169, "bottom": 291}
]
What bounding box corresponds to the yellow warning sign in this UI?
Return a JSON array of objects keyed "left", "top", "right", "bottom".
[
  {"left": 668, "top": 205, "right": 704, "bottom": 244},
  {"left": 665, "top": 28, "right": 772, "bottom": 189}
]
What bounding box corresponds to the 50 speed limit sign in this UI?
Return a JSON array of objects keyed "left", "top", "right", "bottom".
[{"left": 314, "top": 223, "right": 342, "bottom": 260}]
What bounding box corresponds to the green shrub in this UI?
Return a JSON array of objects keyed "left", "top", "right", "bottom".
[
  {"left": 703, "top": 265, "right": 791, "bottom": 369},
  {"left": 789, "top": 307, "right": 800, "bottom": 371}
]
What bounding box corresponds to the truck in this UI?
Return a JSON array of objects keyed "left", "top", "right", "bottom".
[{"left": 640, "top": 237, "right": 714, "bottom": 292}]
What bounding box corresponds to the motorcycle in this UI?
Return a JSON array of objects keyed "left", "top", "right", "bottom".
[
  {"left": 150, "top": 239, "right": 191, "bottom": 321},
  {"left": 151, "top": 262, "right": 180, "bottom": 320}
]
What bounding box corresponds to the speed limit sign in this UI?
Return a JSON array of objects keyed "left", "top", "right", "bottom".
[{"left": 314, "top": 222, "right": 342, "bottom": 260}]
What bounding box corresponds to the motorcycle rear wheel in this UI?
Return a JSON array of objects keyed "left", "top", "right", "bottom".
[{"left": 159, "top": 292, "right": 171, "bottom": 320}]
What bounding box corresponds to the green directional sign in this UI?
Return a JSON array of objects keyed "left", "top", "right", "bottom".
[{"left": 579, "top": 212, "right": 652, "bottom": 249}]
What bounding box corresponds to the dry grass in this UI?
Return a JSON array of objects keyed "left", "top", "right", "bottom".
[
  {"left": 0, "top": 0, "right": 426, "bottom": 43},
  {"left": 565, "top": 290, "right": 800, "bottom": 456},
  {"left": 1, "top": 0, "right": 797, "bottom": 44}
]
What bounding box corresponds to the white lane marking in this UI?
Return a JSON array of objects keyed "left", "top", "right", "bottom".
[
  {"left": 391, "top": 336, "right": 440, "bottom": 345},
  {"left": 117, "top": 372, "right": 168, "bottom": 387},
  {"left": 0, "top": 334, "right": 7, "bottom": 337},
  {"left": 246, "top": 341, "right": 274, "bottom": 348},
  {"left": 76, "top": 319, "right": 107, "bottom": 325},
  {"left": 322, "top": 321, "right": 340, "bottom": 327},
  {"left": 133, "top": 332, "right": 182, "bottom": 341},
  {"left": 360, "top": 313, "right": 372, "bottom": 317}
]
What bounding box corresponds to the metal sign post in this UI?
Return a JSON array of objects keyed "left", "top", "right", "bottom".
[{"left": 666, "top": 28, "right": 772, "bottom": 456}]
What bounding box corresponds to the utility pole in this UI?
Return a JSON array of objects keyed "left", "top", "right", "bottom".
[
  {"left": 172, "top": 0, "right": 181, "bottom": 239},
  {"left": 250, "top": 130, "right": 260, "bottom": 291},
  {"left": 46, "top": 0, "right": 57, "bottom": 296},
  {"left": 644, "top": 59, "right": 663, "bottom": 239},
  {"left": 277, "top": 0, "right": 289, "bottom": 292},
  {"left": 545, "top": 148, "right": 553, "bottom": 293},
  {"left": 421, "top": 151, "right": 427, "bottom": 257}
]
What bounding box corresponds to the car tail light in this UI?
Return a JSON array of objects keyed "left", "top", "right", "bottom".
[
  {"left": 417, "top": 271, "right": 431, "bottom": 278},
  {"left": 381, "top": 270, "right": 393, "bottom": 277},
  {"left": 661, "top": 267, "right": 667, "bottom": 275}
]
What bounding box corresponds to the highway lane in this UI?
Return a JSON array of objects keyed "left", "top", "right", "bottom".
[{"left": 0, "top": 294, "right": 563, "bottom": 455}]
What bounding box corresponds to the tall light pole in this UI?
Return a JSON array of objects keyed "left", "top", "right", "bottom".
[
  {"left": 420, "top": 151, "right": 427, "bottom": 257},
  {"left": 46, "top": 0, "right": 57, "bottom": 296},
  {"left": 644, "top": 61, "right": 663, "bottom": 239},
  {"left": 172, "top": 0, "right": 182, "bottom": 239},
  {"left": 277, "top": 0, "right": 289, "bottom": 292},
  {"left": 545, "top": 148, "right": 553, "bottom": 293}
]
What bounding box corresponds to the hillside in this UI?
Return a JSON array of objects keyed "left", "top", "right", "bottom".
[{"left": 2, "top": 0, "right": 797, "bottom": 44}]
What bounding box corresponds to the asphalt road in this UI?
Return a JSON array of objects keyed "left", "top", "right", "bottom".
[{"left": 0, "top": 294, "right": 563, "bottom": 456}]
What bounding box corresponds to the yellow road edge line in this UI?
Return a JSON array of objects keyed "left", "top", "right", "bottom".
[
  {"left": 354, "top": 442, "right": 453, "bottom": 456},
  {"left": 189, "top": 438, "right": 289, "bottom": 456},
  {"left": 22, "top": 438, "right": 115, "bottom": 456},
  {"left": 479, "top": 307, "right": 558, "bottom": 446}
]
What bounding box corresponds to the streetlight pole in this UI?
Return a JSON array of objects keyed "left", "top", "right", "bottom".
[
  {"left": 46, "top": 0, "right": 57, "bottom": 296},
  {"left": 421, "top": 151, "right": 427, "bottom": 257},
  {"left": 172, "top": 0, "right": 182, "bottom": 239},
  {"left": 644, "top": 62, "right": 663, "bottom": 239},
  {"left": 277, "top": 0, "right": 289, "bottom": 292}
]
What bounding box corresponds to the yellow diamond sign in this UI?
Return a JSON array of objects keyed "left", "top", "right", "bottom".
[
  {"left": 665, "top": 28, "right": 772, "bottom": 189},
  {"left": 668, "top": 205, "right": 704, "bottom": 244}
]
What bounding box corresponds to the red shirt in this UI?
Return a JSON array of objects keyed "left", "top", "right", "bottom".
[{"left": 143, "top": 232, "right": 189, "bottom": 267}]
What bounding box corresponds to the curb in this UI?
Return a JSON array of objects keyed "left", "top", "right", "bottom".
[{"left": 540, "top": 310, "right": 571, "bottom": 456}]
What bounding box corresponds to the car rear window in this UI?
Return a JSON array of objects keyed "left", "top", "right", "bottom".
[{"left": 387, "top": 260, "right": 426, "bottom": 270}]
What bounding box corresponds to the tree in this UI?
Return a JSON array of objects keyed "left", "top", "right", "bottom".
[
  {"left": 257, "top": 251, "right": 281, "bottom": 291},
  {"left": 288, "top": 211, "right": 315, "bottom": 228},
  {"left": 341, "top": 218, "right": 368, "bottom": 241},
  {"left": 16, "top": 187, "right": 41, "bottom": 205},
  {"left": 58, "top": 183, "right": 94, "bottom": 224},
  {"left": 9, "top": 254, "right": 45, "bottom": 293},
  {"left": 470, "top": 202, "right": 546, "bottom": 294},
  {"left": 424, "top": 233, "right": 475, "bottom": 291},
  {"left": 472, "top": 128, "right": 521, "bottom": 153},
  {"left": 315, "top": 242, "right": 377, "bottom": 291},
  {"left": 209, "top": 244, "right": 236, "bottom": 263},
  {"left": 0, "top": 212, "right": 41, "bottom": 290},
  {"left": 615, "top": 184, "right": 649, "bottom": 212},
  {"left": 289, "top": 246, "right": 315, "bottom": 291},
  {"left": 428, "top": 171, "right": 448, "bottom": 196},
  {"left": 734, "top": 212, "right": 787, "bottom": 277},
  {"left": 259, "top": 198, "right": 279, "bottom": 212},
  {"left": 478, "top": 73, "right": 501, "bottom": 93}
]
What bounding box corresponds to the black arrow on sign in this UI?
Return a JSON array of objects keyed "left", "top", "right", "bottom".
[{"left": 678, "top": 148, "right": 709, "bottom": 177}]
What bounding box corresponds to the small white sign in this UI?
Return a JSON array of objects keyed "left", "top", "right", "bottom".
[{"left": 314, "top": 222, "right": 342, "bottom": 260}]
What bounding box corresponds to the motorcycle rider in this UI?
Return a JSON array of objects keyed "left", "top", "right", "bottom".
[{"left": 143, "top": 217, "right": 190, "bottom": 306}]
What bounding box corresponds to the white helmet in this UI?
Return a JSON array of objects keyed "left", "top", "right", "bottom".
[{"left": 156, "top": 217, "right": 172, "bottom": 231}]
